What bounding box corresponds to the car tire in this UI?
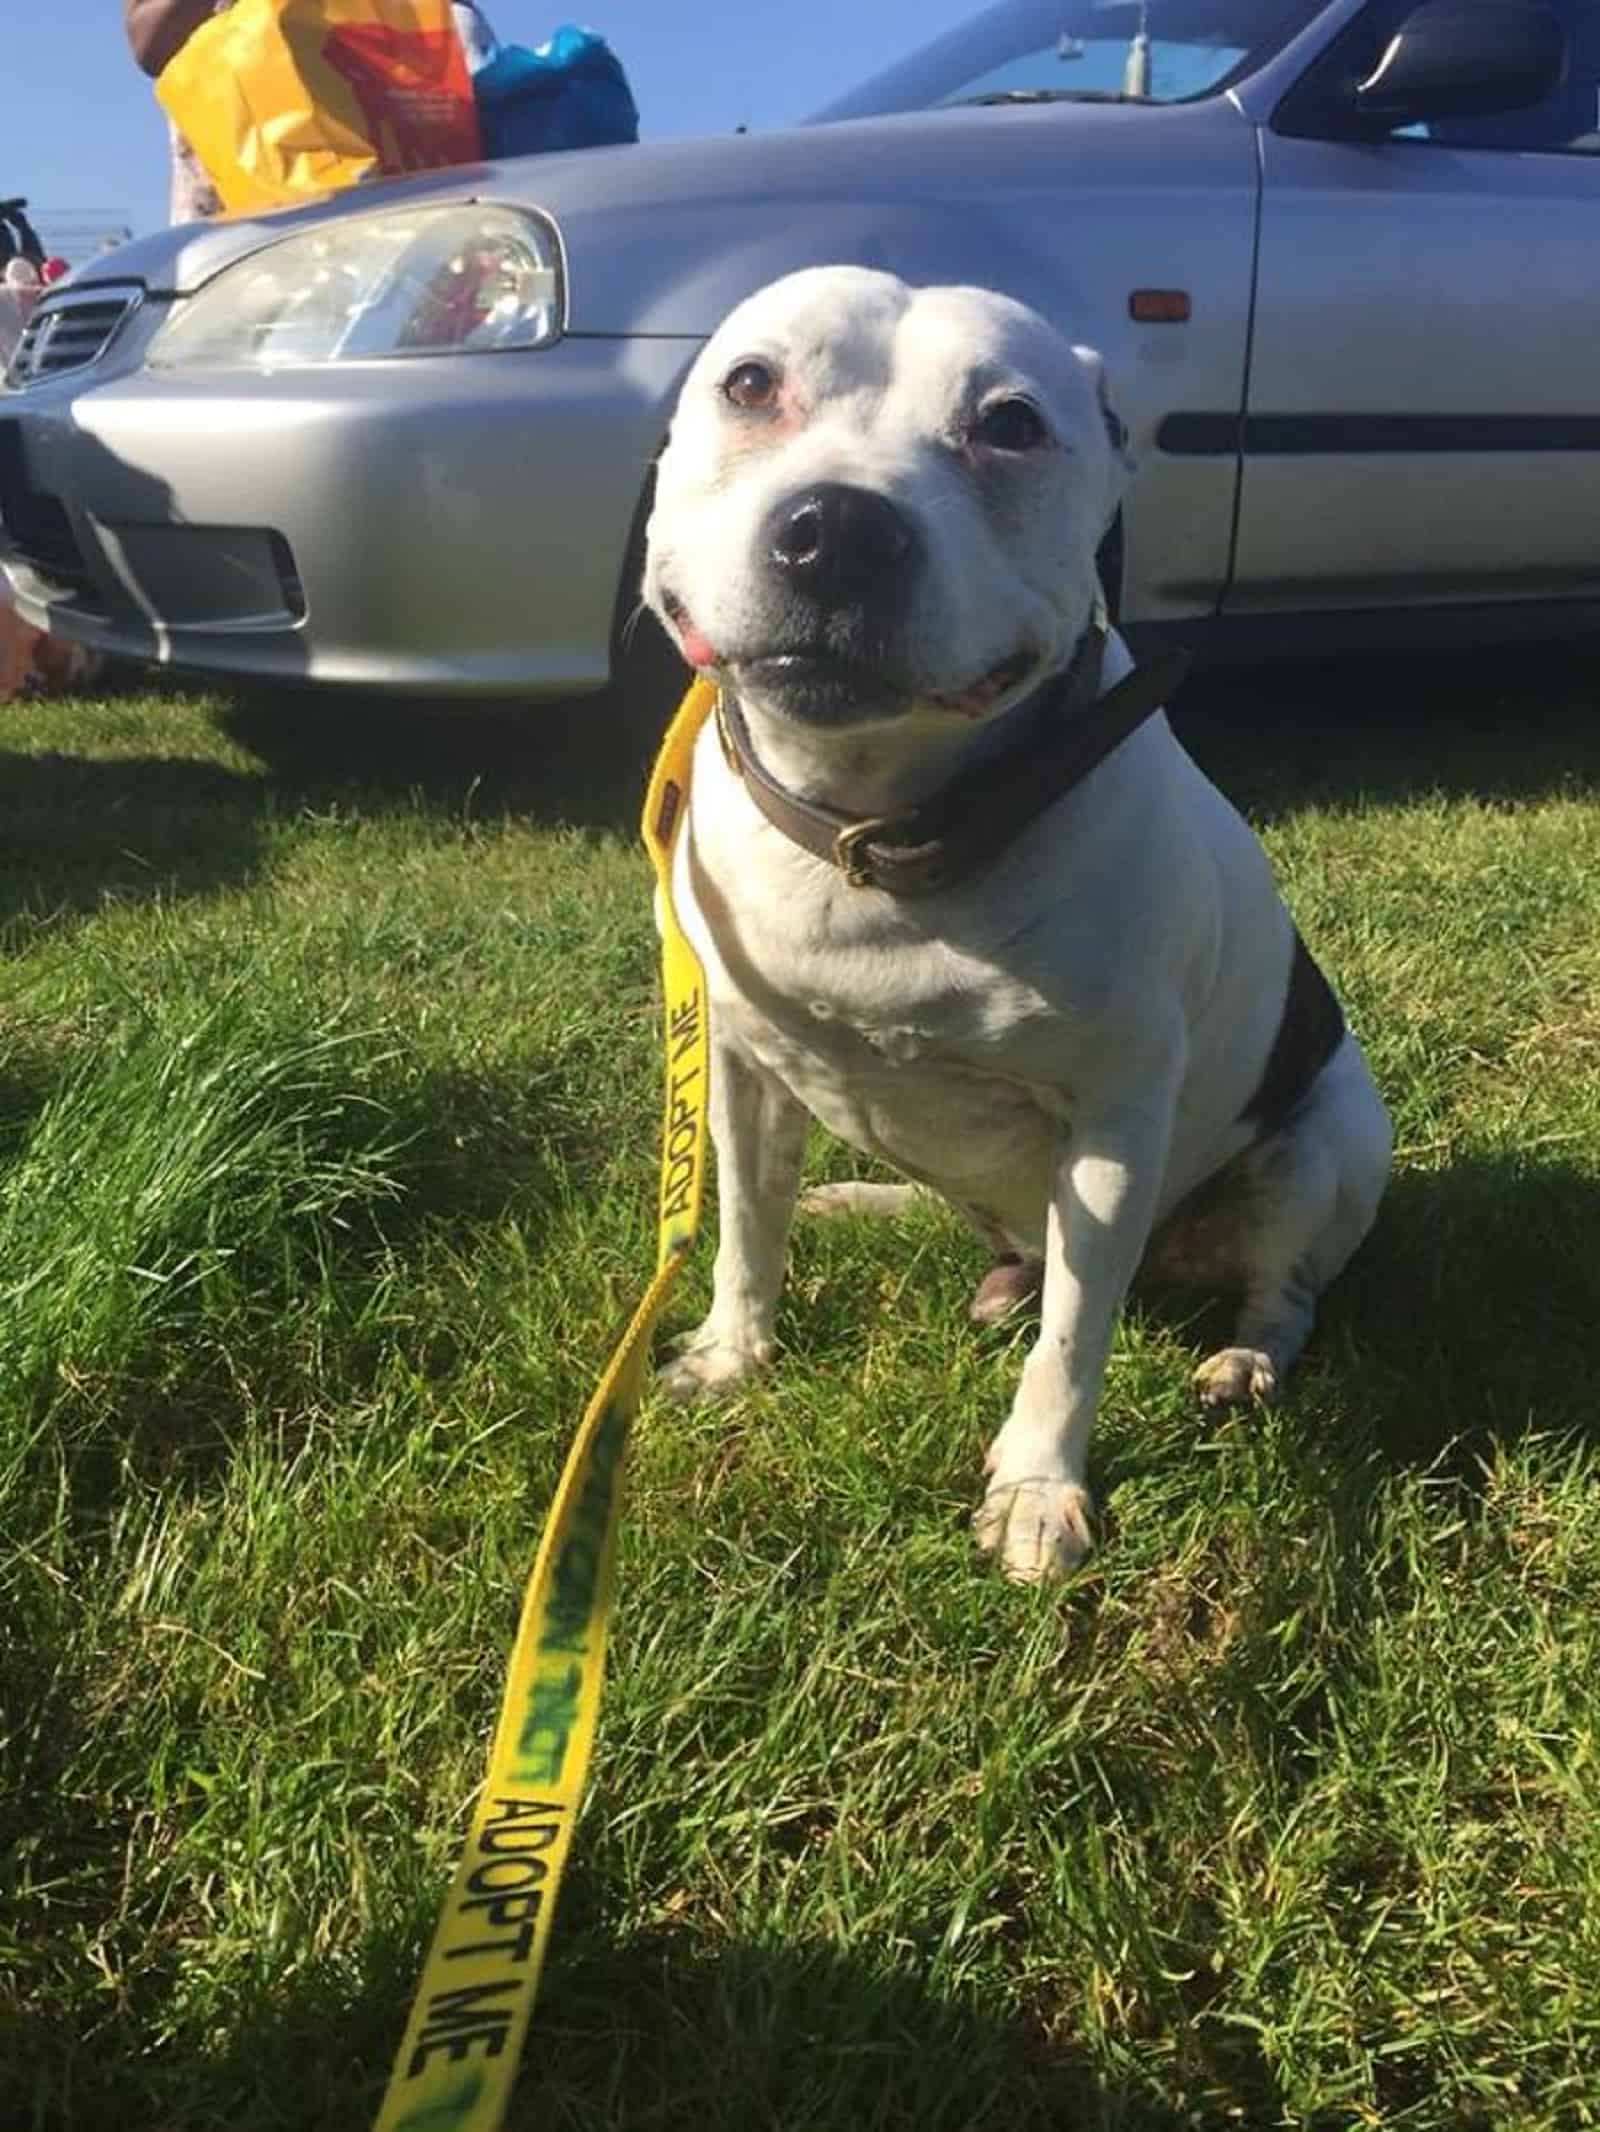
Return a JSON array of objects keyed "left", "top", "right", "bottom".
[
  {"left": 602, "top": 471, "right": 690, "bottom": 755},
  {"left": 607, "top": 594, "right": 690, "bottom": 750}
]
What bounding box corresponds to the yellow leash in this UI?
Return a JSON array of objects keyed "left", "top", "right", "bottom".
[{"left": 372, "top": 677, "right": 716, "bottom": 2132}]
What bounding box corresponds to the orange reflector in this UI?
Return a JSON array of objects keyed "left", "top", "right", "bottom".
[{"left": 1129, "top": 289, "right": 1191, "bottom": 324}]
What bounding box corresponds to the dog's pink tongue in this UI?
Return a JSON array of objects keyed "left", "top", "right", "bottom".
[{"left": 677, "top": 617, "right": 718, "bottom": 669}]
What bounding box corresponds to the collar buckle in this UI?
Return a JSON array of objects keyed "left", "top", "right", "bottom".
[{"left": 833, "top": 816, "right": 887, "bottom": 889}]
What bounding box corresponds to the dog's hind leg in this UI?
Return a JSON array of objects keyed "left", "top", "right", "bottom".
[
  {"left": 967, "top": 1253, "right": 1044, "bottom": 1325},
  {"left": 1193, "top": 1258, "right": 1320, "bottom": 1408},
  {"left": 1193, "top": 1036, "right": 1391, "bottom": 1408},
  {"left": 799, "top": 1180, "right": 1045, "bottom": 1324}
]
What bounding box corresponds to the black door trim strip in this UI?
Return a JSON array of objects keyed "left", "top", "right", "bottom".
[{"left": 1159, "top": 412, "right": 1600, "bottom": 456}]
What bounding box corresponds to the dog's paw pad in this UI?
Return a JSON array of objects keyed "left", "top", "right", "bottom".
[
  {"left": 972, "top": 1477, "right": 1094, "bottom": 1583},
  {"left": 1193, "top": 1346, "right": 1278, "bottom": 1409},
  {"left": 656, "top": 1342, "right": 765, "bottom": 1403}
]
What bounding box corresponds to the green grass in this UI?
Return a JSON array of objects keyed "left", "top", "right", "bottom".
[{"left": 3, "top": 645, "right": 1600, "bottom": 2131}]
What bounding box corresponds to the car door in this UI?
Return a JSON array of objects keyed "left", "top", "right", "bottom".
[{"left": 1227, "top": 0, "right": 1600, "bottom": 617}]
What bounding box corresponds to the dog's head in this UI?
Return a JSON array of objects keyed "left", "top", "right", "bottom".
[{"left": 645, "top": 266, "right": 1133, "bottom": 734}]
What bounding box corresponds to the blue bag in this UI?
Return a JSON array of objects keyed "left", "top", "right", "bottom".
[{"left": 473, "top": 24, "right": 639, "bottom": 159}]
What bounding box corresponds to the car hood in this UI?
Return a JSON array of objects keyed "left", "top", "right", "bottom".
[{"left": 67, "top": 98, "right": 1237, "bottom": 337}]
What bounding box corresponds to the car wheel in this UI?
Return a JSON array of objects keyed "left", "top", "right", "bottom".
[
  {"left": 607, "top": 592, "right": 689, "bottom": 749},
  {"left": 603, "top": 471, "right": 690, "bottom": 755}
]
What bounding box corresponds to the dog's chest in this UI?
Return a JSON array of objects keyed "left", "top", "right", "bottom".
[
  {"left": 687, "top": 840, "right": 1076, "bottom": 1192},
  {"left": 724, "top": 966, "right": 1066, "bottom": 1197},
  {"left": 735, "top": 940, "right": 1037, "bottom": 1075}
]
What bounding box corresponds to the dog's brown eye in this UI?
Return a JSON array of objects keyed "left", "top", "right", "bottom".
[
  {"left": 971, "top": 397, "right": 1050, "bottom": 453},
  {"left": 722, "top": 359, "right": 780, "bottom": 412}
]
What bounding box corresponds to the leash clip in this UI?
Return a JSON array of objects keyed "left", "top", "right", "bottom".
[{"left": 833, "top": 816, "right": 887, "bottom": 889}]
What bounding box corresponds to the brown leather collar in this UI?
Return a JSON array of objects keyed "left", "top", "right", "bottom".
[{"left": 712, "top": 624, "right": 1190, "bottom": 897}]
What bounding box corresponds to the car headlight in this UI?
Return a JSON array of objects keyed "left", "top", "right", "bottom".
[{"left": 147, "top": 202, "right": 563, "bottom": 370}]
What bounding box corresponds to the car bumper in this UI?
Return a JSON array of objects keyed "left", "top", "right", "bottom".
[{"left": 0, "top": 330, "right": 698, "bottom": 696}]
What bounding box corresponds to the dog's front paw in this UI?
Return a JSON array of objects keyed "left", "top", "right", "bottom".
[
  {"left": 972, "top": 1477, "right": 1094, "bottom": 1583},
  {"left": 1193, "top": 1346, "right": 1278, "bottom": 1409},
  {"left": 656, "top": 1335, "right": 769, "bottom": 1403}
]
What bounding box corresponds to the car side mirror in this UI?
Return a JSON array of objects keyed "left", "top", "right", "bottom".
[{"left": 1353, "top": 0, "right": 1566, "bottom": 126}]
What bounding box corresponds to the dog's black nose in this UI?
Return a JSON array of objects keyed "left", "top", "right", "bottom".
[{"left": 765, "top": 483, "right": 917, "bottom": 600}]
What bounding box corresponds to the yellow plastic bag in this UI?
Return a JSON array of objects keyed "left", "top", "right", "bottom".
[{"left": 156, "top": 0, "right": 482, "bottom": 217}]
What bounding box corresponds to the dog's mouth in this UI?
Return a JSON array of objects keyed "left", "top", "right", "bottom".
[
  {"left": 738, "top": 644, "right": 1041, "bottom": 727},
  {"left": 660, "top": 592, "right": 1038, "bottom": 726},
  {"left": 932, "top": 646, "right": 1039, "bottom": 717},
  {"left": 739, "top": 649, "right": 907, "bottom": 727}
]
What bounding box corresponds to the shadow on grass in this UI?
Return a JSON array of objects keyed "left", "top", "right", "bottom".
[
  {"left": 0, "top": 749, "right": 269, "bottom": 937},
  {"left": 0, "top": 639, "right": 682, "bottom": 943},
  {"left": 211, "top": 633, "right": 1600, "bottom": 843},
  {"left": 1317, "top": 1149, "right": 1600, "bottom": 1472},
  {"left": 218, "top": 636, "right": 1600, "bottom": 839},
  {"left": 0, "top": 1039, "right": 61, "bottom": 1161},
  {"left": 1117, "top": 1145, "right": 1600, "bottom": 1482},
  {"left": 11, "top": 1916, "right": 1203, "bottom": 2132},
  {"left": 1170, "top": 637, "right": 1600, "bottom": 823},
  {"left": 6, "top": 635, "right": 1594, "bottom": 944},
  {"left": 218, "top": 623, "right": 687, "bottom": 837}
]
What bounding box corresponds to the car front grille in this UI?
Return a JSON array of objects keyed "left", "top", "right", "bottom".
[{"left": 5, "top": 284, "right": 142, "bottom": 387}]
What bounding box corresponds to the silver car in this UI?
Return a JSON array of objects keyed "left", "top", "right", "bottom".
[{"left": 2, "top": 0, "right": 1596, "bottom": 707}]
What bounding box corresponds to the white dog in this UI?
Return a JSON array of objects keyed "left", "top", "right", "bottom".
[{"left": 643, "top": 266, "right": 1391, "bottom": 1582}]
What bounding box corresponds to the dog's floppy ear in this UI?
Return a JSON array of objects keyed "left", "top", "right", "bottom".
[
  {"left": 1071, "top": 345, "right": 1136, "bottom": 531},
  {"left": 1071, "top": 345, "right": 1135, "bottom": 468}
]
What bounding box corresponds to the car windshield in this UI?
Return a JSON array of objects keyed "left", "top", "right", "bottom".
[{"left": 812, "top": 0, "right": 1328, "bottom": 118}]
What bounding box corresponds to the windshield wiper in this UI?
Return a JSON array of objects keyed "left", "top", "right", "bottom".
[{"left": 958, "top": 88, "right": 1153, "bottom": 105}]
